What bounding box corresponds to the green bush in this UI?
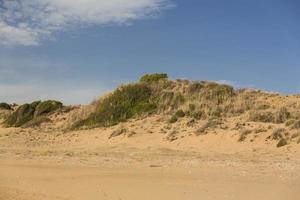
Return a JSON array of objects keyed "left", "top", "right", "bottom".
[
  {"left": 4, "top": 103, "right": 36, "bottom": 127},
  {"left": 34, "top": 100, "right": 63, "bottom": 117},
  {"left": 0, "top": 102, "right": 12, "bottom": 110},
  {"left": 4, "top": 100, "right": 62, "bottom": 127},
  {"left": 140, "top": 73, "right": 168, "bottom": 83},
  {"left": 75, "top": 83, "right": 157, "bottom": 128}
]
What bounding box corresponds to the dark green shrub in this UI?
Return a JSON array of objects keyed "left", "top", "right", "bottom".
[
  {"left": 140, "top": 73, "right": 168, "bottom": 83},
  {"left": 75, "top": 83, "right": 157, "bottom": 128},
  {"left": 4, "top": 103, "right": 36, "bottom": 127},
  {"left": 4, "top": 100, "right": 62, "bottom": 127},
  {"left": 0, "top": 102, "right": 12, "bottom": 110},
  {"left": 34, "top": 100, "right": 63, "bottom": 117},
  {"left": 168, "top": 115, "right": 178, "bottom": 123}
]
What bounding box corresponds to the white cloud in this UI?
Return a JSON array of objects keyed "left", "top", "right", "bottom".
[{"left": 0, "top": 0, "right": 173, "bottom": 46}]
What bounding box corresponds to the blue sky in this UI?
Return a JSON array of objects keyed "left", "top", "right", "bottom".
[{"left": 0, "top": 0, "right": 299, "bottom": 104}]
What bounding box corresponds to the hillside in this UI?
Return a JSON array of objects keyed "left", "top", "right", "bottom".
[
  {"left": 0, "top": 74, "right": 300, "bottom": 200},
  {"left": 1, "top": 73, "right": 300, "bottom": 148}
]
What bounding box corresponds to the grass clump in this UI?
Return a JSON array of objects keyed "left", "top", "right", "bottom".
[
  {"left": 238, "top": 129, "right": 252, "bottom": 142},
  {"left": 0, "top": 102, "right": 12, "bottom": 110},
  {"left": 292, "top": 120, "right": 300, "bottom": 129},
  {"left": 75, "top": 83, "right": 157, "bottom": 128},
  {"left": 249, "top": 111, "right": 275, "bottom": 123},
  {"left": 140, "top": 73, "right": 168, "bottom": 83},
  {"left": 195, "top": 119, "right": 221, "bottom": 135},
  {"left": 277, "top": 139, "right": 288, "bottom": 148}
]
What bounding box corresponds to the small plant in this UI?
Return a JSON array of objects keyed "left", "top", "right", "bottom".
[
  {"left": 249, "top": 111, "right": 275, "bottom": 123},
  {"left": 169, "top": 115, "right": 178, "bottom": 123},
  {"left": 0, "top": 102, "right": 12, "bottom": 110},
  {"left": 175, "top": 110, "right": 185, "bottom": 118},
  {"left": 275, "top": 107, "right": 291, "bottom": 123},
  {"left": 291, "top": 132, "right": 300, "bottom": 139},
  {"left": 196, "top": 119, "right": 221, "bottom": 135},
  {"left": 277, "top": 139, "right": 288, "bottom": 148},
  {"left": 292, "top": 120, "right": 300, "bottom": 129},
  {"left": 193, "top": 111, "right": 205, "bottom": 120},
  {"left": 139, "top": 73, "right": 168, "bottom": 83},
  {"left": 238, "top": 129, "right": 252, "bottom": 142},
  {"left": 285, "top": 119, "right": 296, "bottom": 127},
  {"left": 109, "top": 128, "right": 127, "bottom": 139},
  {"left": 269, "top": 128, "right": 286, "bottom": 140},
  {"left": 188, "top": 104, "right": 196, "bottom": 112}
]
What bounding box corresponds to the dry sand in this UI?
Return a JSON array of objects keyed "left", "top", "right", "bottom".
[{"left": 1, "top": 116, "right": 300, "bottom": 200}]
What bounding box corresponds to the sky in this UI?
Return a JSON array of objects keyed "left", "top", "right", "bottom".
[{"left": 0, "top": 0, "right": 299, "bottom": 105}]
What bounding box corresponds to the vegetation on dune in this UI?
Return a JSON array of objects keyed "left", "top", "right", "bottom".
[
  {"left": 0, "top": 102, "right": 12, "bottom": 110},
  {"left": 4, "top": 100, "right": 63, "bottom": 127},
  {"left": 34, "top": 100, "right": 63, "bottom": 117},
  {"left": 73, "top": 83, "right": 157, "bottom": 128},
  {"left": 139, "top": 73, "right": 168, "bottom": 83}
]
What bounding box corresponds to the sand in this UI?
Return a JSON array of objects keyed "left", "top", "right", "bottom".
[{"left": 0, "top": 116, "right": 300, "bottom": 200}]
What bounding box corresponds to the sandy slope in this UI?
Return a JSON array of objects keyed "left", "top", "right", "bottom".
[{"left": 0, "top": 117, "right": 300, "bottom": 200}]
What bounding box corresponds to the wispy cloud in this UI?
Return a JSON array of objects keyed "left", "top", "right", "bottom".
[{"left": 0, "top": 0, "right": 173, "bottom": 46}]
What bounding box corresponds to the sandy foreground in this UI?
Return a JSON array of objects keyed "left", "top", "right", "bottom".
[{"left": 1, "top": 123, "right": 300, "bottom": 200}]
